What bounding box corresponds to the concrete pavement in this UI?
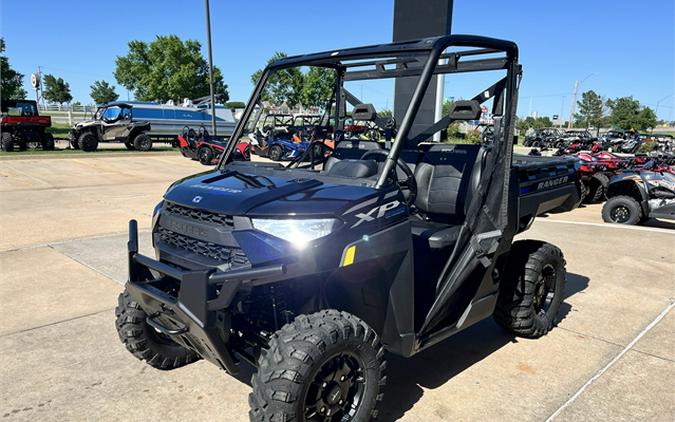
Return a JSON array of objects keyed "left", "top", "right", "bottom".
[{"left": 1, "top": 153, "right": 673, "bottom": 421}]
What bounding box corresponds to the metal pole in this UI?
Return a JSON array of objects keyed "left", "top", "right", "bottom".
[
  {"left": 433, "top": 58, "right": 446, "bottom": 143},
  {"left": 568, "top": 80, "right": 578, "bottom": 129},
  {"left": 205, "top": 0, "right": 217, "bottom": 136}
]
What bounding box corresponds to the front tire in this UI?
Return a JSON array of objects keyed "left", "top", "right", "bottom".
[
  {"left": 495, "top": 240, "right": 567, "bottom": 338},
  {"left": 124, "top": 140, "right": 136, "bottom": 150},
  {"left": 268, "top": 145, "right": 283, "bottom": 161},
  {"left": 1, "top": 132, "right": 13, "bottom": 152},
  {"left": 250, "top": 310, "right": 386, "bottom": 421},
  {"left": 198, "top": 146, "right": 214, "bottom": 165},
  {"left": 115, "top": 290, "right": 199, "bottom": 370},
  {"left": 79, "top": 132, "right": 98, "bottom": 152},
  {"left": 602, "top": 195, "right": 642, "bottom": 225}
]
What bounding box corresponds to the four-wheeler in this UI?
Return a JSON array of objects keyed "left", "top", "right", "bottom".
[
  {"left": 602, "top": 169, "right": 675, "bottom": 225},
  {"left": 523, "top": 127, "right": 564, "bottom": 148},
  {"left": 70, "top": 100, "right": 236, "bottom": 152},
  {"left": 115, "top": 35, "right": 581, "bottom": 420},
  {"left": 177, "top": 126, "right": 251, "bottom": 165},
  {"left": 575, "top": 151, "right": 629, "bottom": 202},
  {"left": 1, "top": 99, "right": 54, "bottom": 152}
]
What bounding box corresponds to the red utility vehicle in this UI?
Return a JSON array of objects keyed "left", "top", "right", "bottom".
[{"left": 1, "top": 99, "right": 54, "bottom": 151}]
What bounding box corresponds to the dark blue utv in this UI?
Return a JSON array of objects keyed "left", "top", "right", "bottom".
[{"left": 116, "top": 35, "right": 580, "bottom": 420}]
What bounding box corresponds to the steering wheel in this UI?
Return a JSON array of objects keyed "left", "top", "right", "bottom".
[{"left": 360, "top": 149, "right": 417, "bottom": 206}]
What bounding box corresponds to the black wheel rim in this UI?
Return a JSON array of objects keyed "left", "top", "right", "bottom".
[
  {"left": 610, "top": 205, "right": 631, "bottom": 223},
  {"left": 199, "top": 149, "right": 210, "bottom": 163},
  {"left": 534, "top": 264, "right": 557, "bottom": 316},
  {"left": 304, "top": 352, "right": 366, "bottom": 421}
]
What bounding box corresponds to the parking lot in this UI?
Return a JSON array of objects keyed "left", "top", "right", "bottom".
[{"left": 0, "top": 152, "right": 673, "bottom": 421}]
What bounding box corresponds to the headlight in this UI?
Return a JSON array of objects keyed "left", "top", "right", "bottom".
[{"left": 252, "top": 218, "right": 338, "bottom": 249}]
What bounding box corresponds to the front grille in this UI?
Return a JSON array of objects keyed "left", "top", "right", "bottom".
[
  {"left": 165, "top": 202, "right": 233, "bottom": 227},
  {"left": 158, "top": 228, "right": 249, "bottom": 266}
]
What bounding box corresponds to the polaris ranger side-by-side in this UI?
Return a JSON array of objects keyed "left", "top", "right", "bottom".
[{"left": 115, "top": 35, "right": 581, "bottom": 420}]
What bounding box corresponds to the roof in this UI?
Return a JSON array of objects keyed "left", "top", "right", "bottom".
[{"left": 268, "top": 34, "right": 518, "bottom": 69}]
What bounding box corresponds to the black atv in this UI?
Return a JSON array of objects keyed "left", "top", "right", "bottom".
[
  {"left": 115, "top": 35, "right": 580, "bottom": 420},
  {"left": 602, "top": 169, "right": 675, "bottom": 225}
]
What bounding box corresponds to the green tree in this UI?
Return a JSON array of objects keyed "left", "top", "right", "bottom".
[
  {"left": 251, "top": 52, "right": 304, "bottom": 107},
  {"left": 42, "top": 74, "right": 72, "bottom": 105},
  {"left": 517, "top": 116, "right": 553, "bottom": 131},
  {"left": 0, "top": 38, "right": 27, "bottom": 99},
  {"left": 224, "top": 101, "right": 245, "bottom": 109},
  {"left": 300, "top": 67, "right": 336, "bottom": 108},
  {"left": 574, "top": 90, "right": 604, "bottom": 130},
  {"left": 90, "top": 80, "right": 119, "bottom": 104},
  {"left": 606, "top": 96, "right": 657, "bottom": 131},
  {"left": 114, "top": 35, "right": 229, "bottom": 103},
  {"left": 636, "top": 107, "right": 657, "bottom": 131}
]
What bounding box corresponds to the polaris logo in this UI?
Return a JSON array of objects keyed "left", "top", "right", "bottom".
[
  {"left": 537, "top": 176, "right": 569, "bottom": 190},
  {"left": 192, "top": 196, "right": 203, "bottom": 203},
  {"left": 352, "top": 200, "right": 401, "bottom": 228}
]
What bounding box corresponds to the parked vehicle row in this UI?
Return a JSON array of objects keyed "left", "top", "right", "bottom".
[
  {"left": 539, "top": 145, "right": 675, "bottom": 225},
  {"left": 69, "top": 100, "right": 236, "bottom": 152}
]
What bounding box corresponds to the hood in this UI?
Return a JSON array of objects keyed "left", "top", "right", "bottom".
[
  {"left": 74, "top": 120, "right": 98, "bottom": 129},
  {"left": 164, "top": 167, "right": 377, "bottom": 218}
]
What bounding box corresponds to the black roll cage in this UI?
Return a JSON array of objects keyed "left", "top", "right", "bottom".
[{"left": 221, "top": 34, "right": 520, "bottom": 187}]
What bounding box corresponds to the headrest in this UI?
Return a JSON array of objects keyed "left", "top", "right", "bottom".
[
  {"left": 449, "top": 100, "right": 482, "bottom": 121},
  {"left": 352, "top": 103, "right": 377, "bottom": 122}
]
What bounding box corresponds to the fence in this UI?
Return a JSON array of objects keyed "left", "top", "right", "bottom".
[{"left": 37, "top": 103, "right": 97, "bottom": 113}]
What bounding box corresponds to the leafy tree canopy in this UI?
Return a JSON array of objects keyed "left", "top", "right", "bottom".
[
  {"left": 42, "top": 74, "right": 73, "bottom": 105},
  {"left": 1, "top": 38, "right": 27, "bottom": 99},
  {"left": 606, "top": 96, "right": 657, "bottom": 131},
  {"left": 115, "top": 35, "right": 229, "bottom": 103},
  {"left": 574, "top": 90, "right": 604, "bottom": 129},
  {"left": 90, "top": 80, "right": 119, "bottom": 104}
]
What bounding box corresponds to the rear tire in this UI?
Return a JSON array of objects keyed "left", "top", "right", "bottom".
[
  {"left": 115, "top": 290, "right": 199, "bottom": 370},
  {"left": 495, "top": 240, "right": 567, "bottom": 338},
  {"left": 133, "top": 133, "right": 152, "bottom": 151},
  {"left": 250, "top": 310, "right": 386, "bottom": 421},
  {"left": 268, "top": 144, "right": 283, "bottom": 161},
  {"left": 602, "top": 195, "right": 642, "bottom": 225},
  {"left": 79, "top": 132, "right": 98, "bottom": 152},
  {"left": 1, "top": 132, "right": 14, "bottom": 152},
  {"left": 198, "top": 146, "right": 214, "bottom": 165},
  {"left": 124, "top": 140, "right": 136, "bottom": 150},
  {"left": 42, "top": 133, "right": 55, "bottom": 151}
]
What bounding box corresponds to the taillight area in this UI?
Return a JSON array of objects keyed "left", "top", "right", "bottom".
[{"left": 0, "top": 116, "right": 51, "bottom": 126}]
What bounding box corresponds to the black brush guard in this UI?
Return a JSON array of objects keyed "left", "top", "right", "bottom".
[{"left": 125, "top": 220, "right": 285, "bottom": 373}]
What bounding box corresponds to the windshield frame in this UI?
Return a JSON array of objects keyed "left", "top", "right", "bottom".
[{"left": 219, "top": 34, "right": 519, "bottom": 188}]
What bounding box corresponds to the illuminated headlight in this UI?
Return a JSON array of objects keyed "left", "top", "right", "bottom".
[{"left": 252, "top": 218, "right": 338, "bottom": 249}]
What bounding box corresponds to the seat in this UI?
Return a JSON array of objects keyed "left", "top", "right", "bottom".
[
  {"left": 411, "top": 144, "right": 485, "bottom": 250},
  {"left": 323, "top": 140, "right": 382, "bottom": 172},
  {"left": 325, "top": 159, "right": 379, "bottom": 178}
]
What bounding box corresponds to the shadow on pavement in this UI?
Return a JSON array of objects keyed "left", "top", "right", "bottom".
[
  {"left": 643, "top": 218, "right": 675, "bottom": 230},
  {"left": 379, "top": 272, "right": 589, "bottom": 421}
]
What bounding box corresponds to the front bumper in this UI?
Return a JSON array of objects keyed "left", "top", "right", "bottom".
[{"left": 125, "top": 220, "right": 285, "bottom": 373}]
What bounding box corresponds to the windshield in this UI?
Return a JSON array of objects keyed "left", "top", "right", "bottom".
[
  {"left": 101, "top": 106, "right": 122, "bottom": 122},
  {"left": 222, "top": 38, "right": 517, "bottom": 186},
  {"left": 1, "top": 101, "right": 38, "bottom": 117}
]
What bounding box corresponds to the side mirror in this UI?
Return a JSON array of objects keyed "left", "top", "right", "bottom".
[
  {"left": 513, "top": 135, "right": 519, "bottom": 145},
  {"left": 449, "top": 100, "right": 482, "bottom": 121}
]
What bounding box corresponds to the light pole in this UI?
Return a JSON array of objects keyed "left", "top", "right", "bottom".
[
  {"left": 205, "top": 0, "right": 217, "bottom": 136},
  {"left": 567, "top": 73, "right": 594, "bottom": 129},
  {"left": 655, "top": 94, "right": 672, "bottom": 125}
]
